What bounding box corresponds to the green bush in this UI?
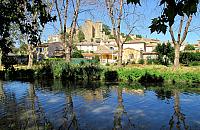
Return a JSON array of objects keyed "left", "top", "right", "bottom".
[
  {"left": 117, "top": 67, "right": 200, "bottom": 83},
  {"left": 105, "top": 63, "right": 110, "bottom": 66},
  {"left": 36, "top": 60, "right": 102, "bottom": 81},
  {"left": 180, "top": 52, "right": 200, "bottom": 65},
  {"left": 104, "top": 70, "right": 118, "bottom": 82},
  {"left": 147, "top": 59, "right": 159, "bottom": 65},
  {"left": 138, "top": 59, "right": 145, "bottom": 64},
  {"left": 189, "top": 61, "right": 200, "bottom": 66},
  {"left": 72, "top": 50, "right": 84, "bottom": 58}
]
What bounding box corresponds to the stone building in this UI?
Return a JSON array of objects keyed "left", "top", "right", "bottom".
[
  {"left": 80, "top": 20, "right": 108, "bottom": 42},
  {"left": 48, "top": 34, "right": 62, "bottom": 43}
]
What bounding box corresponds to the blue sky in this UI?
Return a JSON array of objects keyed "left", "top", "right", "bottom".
[{"left": 41, "top": 0, "right": 200, "bottom": 44}]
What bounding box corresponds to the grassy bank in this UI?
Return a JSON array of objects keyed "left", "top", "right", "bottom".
[
  {"left": 0, "top": 62, "right": 199, "bottom": 84},
  {"left": 115, "top": 65, "right": 200, "bottom": 84}
]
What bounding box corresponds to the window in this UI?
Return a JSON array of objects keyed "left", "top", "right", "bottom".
[{"left": 129, "top": 54, "right": 134, "bottom": 59}]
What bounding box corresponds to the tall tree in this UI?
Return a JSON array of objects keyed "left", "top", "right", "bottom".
[
  {"left": 55, "top": 0, "right": 69, "bottom": 61},
  {"left": 0, "top": 0, "right": 55, "bottom": 69},
  {"left": 105, "top": 0, "right": 138, "bottom": 65},
  {"left": 67, "top": 0, "right": 81, "bottom": 61},
  {"left": 169, "top": 15, "right": 193, "bottom": 69},
  {"left": 128, "top": 0, "right": 199, "bottom": 69},
  {"left": 55, "top": 0, "right": 81, "bottom": 62},
  {"left": 105, "top": 0, "right": 124, "bottom": 65}
]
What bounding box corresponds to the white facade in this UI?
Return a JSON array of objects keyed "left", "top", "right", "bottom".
[
  {"left": 48, "top": 35, "right": 62, "bottom": 43},
  {"left": 146, "top": 46, "right": 155, "bottom": 52},
  {"left": 77, "top": 45, "right": 98, "bottom": 52},
  {"left": 76, "top": 42, "right": 99, "bottom": 52},
  {"left": 123, "top": 43, "right": 145, "bottom": 51}
]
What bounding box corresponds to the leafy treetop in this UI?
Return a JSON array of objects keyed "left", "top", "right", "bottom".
[
  {"left": 0, "top": 0, "right": 56, "bottom": 55},
  {"left": 127, "top": 0, "right": 199, "bottom": 34}
]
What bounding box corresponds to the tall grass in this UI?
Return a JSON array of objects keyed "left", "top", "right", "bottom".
[{"left": 117, "top": 65, "right": 200, "bottom": 83}]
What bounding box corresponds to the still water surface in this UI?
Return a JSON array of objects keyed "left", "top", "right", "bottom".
[{"left": 0, "top": 80, "right": 200, "bottom": 130}]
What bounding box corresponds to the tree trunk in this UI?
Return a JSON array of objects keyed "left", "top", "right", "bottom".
[
  {"left": 118, "top": 43, "right": 123, "bottom": 66},
  {"left": 66, "top": 0, "right": 80, "bottom": 62},
  {"left": 173, "top": 44, "right": 180, "bottom": 70},
  {"left": 28, "top": 44, "right": 33, "bottom": 68}
]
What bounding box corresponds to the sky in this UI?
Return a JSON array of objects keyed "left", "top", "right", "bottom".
[{"left": 41, "top": 0, "right": 200, "bottom": 44}]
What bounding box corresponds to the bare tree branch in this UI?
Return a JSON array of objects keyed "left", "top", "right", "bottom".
[{"left": 181, "top": 15, "right": 193, "bottom": 44}]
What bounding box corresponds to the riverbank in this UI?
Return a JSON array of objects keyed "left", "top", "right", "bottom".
[
  {"left": 115, "top": 65, "right": 200, "bottom": 84},
  {"left": 0, "top": 63, "right": 200, "bottom": 84}
]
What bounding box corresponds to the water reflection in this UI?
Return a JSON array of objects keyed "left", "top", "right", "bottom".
[
  {"left": 0, "top": 81, "right": 200, "bottom": 130},
  {"left": 169, "top": 90, "right": 188, "bottom": 130}
]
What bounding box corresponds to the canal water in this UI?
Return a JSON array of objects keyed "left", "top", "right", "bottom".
[{"left": 0, "top": 80, "right": 200, "bottom": 130}]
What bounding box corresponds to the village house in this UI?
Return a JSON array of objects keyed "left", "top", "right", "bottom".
[
  {"left": 122, "top": 38, "right": 160, "bottom": 63},
  {"left": 34, "top": 42, "right": 64, "bottom": 59},
  {"left": 194, "top": 40, "right": 200, "bottom": 50}
]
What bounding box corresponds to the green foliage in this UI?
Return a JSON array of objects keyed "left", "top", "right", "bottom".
[
  {"left": 92, "top": 55, "right": 100, "bottom": 63},
  {"left": 138, "top": 59, "right": 144, "bottom": 64},
  {"left": 109, "top": 35, "right": 115, "bottom": 39},
  {"left": 155, "top": 42, "right": 174, "bottom": 66},
  {"left": 19, "top": 43, "right": 28, "bottom": 55},
  {"left": 103, "top": 24, "right": 111, "bottom": 35},
  {"left": 0, "top": 0, "right": 55, "bottom": 69},
  {"left": 126, "top": 35, "right": 133, "bottom": 41},
  {"left": 104, "top": 71, "right": 118, "bottom": 82},
  {"left": 147, "top": 58, "right": 159, "bottom": 65},
  {"left": 36, "top": 60, "right": 103, "bottom": 81},
  {"left": 105, "top": 63, "right": 110, "bottom": 66},
  {"left": 128, "top": 0, "right": 199, "bottom": 34},
  {"left": 184, "top": 44, "right": 195, "bottom": 51},
  {"left": 117, "top": 67, "right": 200, "bottom": 83},
  {"left": 189, "top": 61, "right": 200, "bottom": 66},
  {"left": 72, "top": 50, "right": 83, "bottom": 58},
  {"left": 127, "top": 0, "right": 141, "bottom": 5},
  {"left": 78, "top": 30, "right": 85, "bottom": 42},
  {"left": 180, "top": 52, "right": 200, "bottom": 65},
  {"left": 121, "top": 33, "right": 125, "bottom": 38},
  {"left": 136, "top": 35, "right": 142, "bottom": 38}
]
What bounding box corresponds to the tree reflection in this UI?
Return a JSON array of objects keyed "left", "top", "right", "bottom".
[
  {"left": 113, "top": 87, "right": 135, "bottom": 130},
  {"left": 0, "top": 80, "right": 5, "bottom": 100},
  {"left": 169, "top": 90, "right": 188, "bottom": 130},
  {"left": 155, "top": 88, "right": 172, "bottom": 101},
  {"left": 59, "top": 82, "right": 79, "bottom": 130},
  {"left": 25, "top": 83, "right": 39, "bottom": 129},
  {"left": 0, "top": 89, "right": 21, "bottom": 129}
]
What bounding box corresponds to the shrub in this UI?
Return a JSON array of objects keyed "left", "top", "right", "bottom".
[
  {"left": 189, "top": 61, "right": 200, "bottom": 66},
  {"left": 117, "top": 67, "right": 200, "bottom": 83},
  {"left": 131, "top": 60, "right": 136, "bottom": 64},
  {"left": 104, "top": 70, "right": 118, "bottom": 82},
  {"left": 180, "top": 52, "right": 200, "bottom": 65},
  {"left": 138, "top": 59, "right": 145, "bottom": 64},
  {"left": 147, "top": 59, "right": 159, "bottom": 65},
  {"left": 36, "top": 60, "right": 102, "bottom": 81},
  {"left": 105, "top": 63, "right": 110, "bottom": 66}
]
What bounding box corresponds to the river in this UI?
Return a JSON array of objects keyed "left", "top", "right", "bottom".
[{"left": 0, "top": 80, "right": 200, "bottom": 130}]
